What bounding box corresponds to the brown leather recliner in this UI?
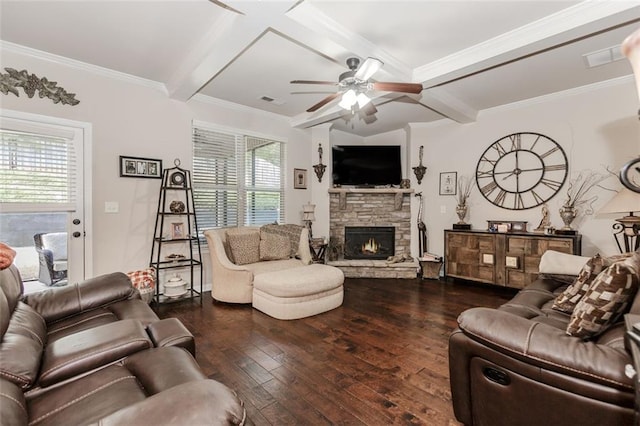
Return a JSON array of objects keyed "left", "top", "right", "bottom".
[
  {"left": 0, "top": 265, "right": 246, "bottom": 425},
  {"left": 449, "top": 271, "right": 639, "bottom": 426}
]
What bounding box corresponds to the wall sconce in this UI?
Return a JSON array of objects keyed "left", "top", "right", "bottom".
[
  {"left": 412, "top": 145, "right": 427, "bottom": 184},
  {"left": 302, "top": 202, "right": 316, "bottom": 239},
  {"left": 313, "top": 143, "right": 326, "bottom": 182}
]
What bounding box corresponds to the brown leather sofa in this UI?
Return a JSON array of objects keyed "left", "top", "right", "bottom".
[
  {"left": 0, "top": 264, "right": 245, "bottom": 425},
  {"left": 449, "top": 255, "right": 640, "bottom": 426}
]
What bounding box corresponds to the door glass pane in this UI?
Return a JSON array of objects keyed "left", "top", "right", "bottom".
[{"left": 0, "top": 212, "right": 67, "bottom": 289}]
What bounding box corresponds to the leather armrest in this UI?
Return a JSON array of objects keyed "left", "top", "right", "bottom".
[
  {"left": 39, "top": 319, "right": 152, "bottom": 387},
  {"left": 457, "top": 307, "right": 633, "bottom": 390},
  {"left": 146, "top": 318, "right": 195, "bottom": 356},
  {"left": 23, "top": 272, "right": 136, "bottom": 323},
  {"left": 93, "top": 380, "right": 246, "bottom": 426},
  {"left": 0, "top": 378, "right": 27, "bottom": 426}
]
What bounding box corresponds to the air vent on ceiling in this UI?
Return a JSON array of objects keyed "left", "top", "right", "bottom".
[
  {"left": 260, "top": 95, "right": 284, "bottom": 106},
  {"left": 583, "top": 45, "right": 624, "bottom": 68}
]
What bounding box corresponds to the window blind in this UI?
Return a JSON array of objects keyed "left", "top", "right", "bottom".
[
  {"left": 0, "top": 129, "right": 77, "bottom": 212},
  {"left": 192, "top": 122, "right": 284, "bottom": 235}
]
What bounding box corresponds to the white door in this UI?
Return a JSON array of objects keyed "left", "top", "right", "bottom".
[{"left": 0, "top": 113, "right": 88, "bottom": 285}]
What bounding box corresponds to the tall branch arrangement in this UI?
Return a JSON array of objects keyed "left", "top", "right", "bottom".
[
  {"left": 563, "top": 170, "right": 611, "bottom": 214},
  {"left": 456, "top": 175, "right": 473, "bottom": 206}
]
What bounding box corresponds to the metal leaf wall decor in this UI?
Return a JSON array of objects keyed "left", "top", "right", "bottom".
[{"left": 0, "top": 68, "right": 80, "bottom": 106}]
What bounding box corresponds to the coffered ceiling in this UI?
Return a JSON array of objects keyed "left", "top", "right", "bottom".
[{"left": 1, "top": 1, "right": 639, "bottom": 136}]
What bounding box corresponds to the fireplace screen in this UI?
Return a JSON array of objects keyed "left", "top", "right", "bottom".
[{"left": 344, "top": 226, "right": 395, "bottom": 260}]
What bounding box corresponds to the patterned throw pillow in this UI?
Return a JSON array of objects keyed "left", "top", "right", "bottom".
[
  {"left": 260, "top": 224, "right": 304, "bottom": 258},
  {"left": 226, "top": 230, "right": 260, "bottom": 265},
  {"left": 126, "top": 268, "right": 155, "bottom": 304},
  {"left": 259, "top": 230, "right": 291, "bottom": 261},
  {"left": 552, "top": 254, "right": 608, "bottom": 313},
  {"left": 566, "top": 253, "right": 640, "bottom": 339}
]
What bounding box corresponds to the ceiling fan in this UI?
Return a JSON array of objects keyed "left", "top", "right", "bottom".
[{"left": 291, "top": 57, "right": 423, "bottom": 113}]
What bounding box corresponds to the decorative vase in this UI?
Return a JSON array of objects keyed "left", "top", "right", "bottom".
[
  {"left": 559, "top": 204, "right": 577, "bottom": 230},
  {"left": 456, "top": 204, "right": 468, "bottom": 224}
]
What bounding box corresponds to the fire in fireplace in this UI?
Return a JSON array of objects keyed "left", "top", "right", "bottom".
[{"left": 344, "top": 226, "right": 395, "bottom": 260}]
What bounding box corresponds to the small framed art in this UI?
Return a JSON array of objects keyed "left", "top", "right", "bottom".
[
  {"left": 294, "top": 168, "right": 307, "bottom": 189},
  {"left": 439, "top": 172, "right": 457, "bottom": 195},
  {"left": 120, "top": 156, "right": 162, "bottom": 179},
  {"left": 171, "top": 222, "right": 185, "bottom": 240}
]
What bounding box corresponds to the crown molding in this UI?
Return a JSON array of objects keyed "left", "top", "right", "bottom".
[{"left": 0, "top": 40, "right": 168, "bottom": 94}]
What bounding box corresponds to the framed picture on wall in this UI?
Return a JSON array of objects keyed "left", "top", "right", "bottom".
[
  {"left": 119, "top": 156, "right": 162, "bottom": 179},
  {"left": 294, "top": 168, "right": 307, "bottom": 189},
  {"left": 439, "top": 172, "right": 457, "bottom": 195}
]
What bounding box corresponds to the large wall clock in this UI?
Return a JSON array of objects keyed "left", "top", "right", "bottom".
[
  {"left": 620, "top": 156, "right": 640, "bottom": 193},
  {"left": 475, "top": 132, "right": 568, "bottom": 210}
]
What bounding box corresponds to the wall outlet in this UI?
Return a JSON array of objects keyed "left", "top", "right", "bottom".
[{"left": 440, "top": 205, "right": 446, "bottom": 214}]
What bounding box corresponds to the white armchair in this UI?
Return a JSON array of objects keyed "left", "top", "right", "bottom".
[{"left": 204, "top": 226, "right": 312, "bottom": 303}]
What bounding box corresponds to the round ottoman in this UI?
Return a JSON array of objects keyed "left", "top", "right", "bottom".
[{"left": 252, "top": 264, "right": 344, "bottom": 320}]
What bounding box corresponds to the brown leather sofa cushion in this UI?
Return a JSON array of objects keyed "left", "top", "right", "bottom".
[
  {"left": 39, "top": 319, "right": 152, "bottom": 387},
  {"left": 25, "top": 347, "right": 245, "bottom": 426},
  {"left": 22, "top": 272, "right": 136, "bottom": 324},
  {"left": 0, "top": 302, "right": 46, "bottom": 389}
]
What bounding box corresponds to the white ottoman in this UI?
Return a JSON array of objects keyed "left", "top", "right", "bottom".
[{"left": 252, "top": 264, "right": 344, "bottom": 320}]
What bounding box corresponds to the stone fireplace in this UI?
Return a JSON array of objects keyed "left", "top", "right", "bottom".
[
  {"left": 344, "top": 226, "right": 395, "bottom": 260},
  {"left": 327, "top": 188, "right": 417, "bottom": 278}
]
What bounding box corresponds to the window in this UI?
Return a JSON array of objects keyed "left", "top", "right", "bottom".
[
  {"left": 192, "top": 121, "right": 285, "bottom": 235},
  {"left": 0, "top": 129, "right": 77, "bottom": 212}
]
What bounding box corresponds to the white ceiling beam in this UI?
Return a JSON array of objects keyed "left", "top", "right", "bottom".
[
  {"left": 285, "top": 2, "right": 414, "bottom": 82},
  {"left": 167, "top": 0, "right": 300, "bottom": 101},
  {"left": 420, "top": 88, "right": 477, "bottom": 124},
  {"left": 414, "top": 1, "right": 640, "bottom": 88}
]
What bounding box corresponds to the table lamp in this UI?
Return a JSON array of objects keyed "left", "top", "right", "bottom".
[
  {"left": 302, "top": 202, "right": 316, "bottom": 239},
  {"left": 598, "top": 187, "right": 640, "bottom": 252}
]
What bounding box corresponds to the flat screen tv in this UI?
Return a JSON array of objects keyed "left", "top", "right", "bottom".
[{"left": 332, "top": 145, "right": 402, "bottom": 186}]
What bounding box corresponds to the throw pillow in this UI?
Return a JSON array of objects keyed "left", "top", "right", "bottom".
[
  {"left": 126, "top": 268, "right": 155, "bottom": 304},
  {"left": 260, "top": 224, "right": 304, "bottom": 258},
  {"left": 259, "top": 230, "right": 291, "bottom": 261},
  {"left": 566, "top": 253, "right": 640, "bottom": 339},
  {"left": 226, "top": 230, "right": 260, "bottom": 265},
  {"left": 552, "top": 254, "right": 608, "bottom": 313}
]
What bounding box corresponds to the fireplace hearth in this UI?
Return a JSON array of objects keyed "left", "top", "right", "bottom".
[{"left": 344, "top": 226, "right": 395, "bottom": 260}]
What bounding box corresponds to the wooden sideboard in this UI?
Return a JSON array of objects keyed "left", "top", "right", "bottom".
[{"left": 444, "top": 229, "right": 582, "bottom": 289}]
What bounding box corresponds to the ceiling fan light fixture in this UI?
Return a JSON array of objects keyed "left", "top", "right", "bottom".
[
  {"left": 356, "top": 93, "right": 371, "bottom": 108},
  {"left": 354, "top": 57, "right": 384, "bottom": 81},
  {"left": 339, "top": 89, "right": 357, "bottom": 110}
]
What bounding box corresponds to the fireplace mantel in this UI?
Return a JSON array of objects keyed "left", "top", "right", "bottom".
[{"left": 328, "top": 188, "right": 414, "bottom": 210}]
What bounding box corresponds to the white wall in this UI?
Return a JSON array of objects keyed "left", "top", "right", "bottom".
[
  {"left": 3, "top": 45, "right": 638, "bottom": 283},
  {"left": 1, "top": 48, "right": 312, "bottom": 280},
  {"left": 408, "top": 77, "right": 640, "bottom": 258}
]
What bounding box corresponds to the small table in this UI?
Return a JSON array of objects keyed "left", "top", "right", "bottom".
[{"left": 309, "top": 239, "right": 327, "bottom": 263}]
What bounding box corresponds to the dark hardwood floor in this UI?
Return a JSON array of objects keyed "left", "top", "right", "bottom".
[{"left": 156, "top": 278, "right": 516, "bottom": 426}]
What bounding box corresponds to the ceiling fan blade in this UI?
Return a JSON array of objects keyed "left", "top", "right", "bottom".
[
  {"left": 361, "top": 102, "right": 377, "bottom": 116},
  {"left": 291, "top": 80, "right": 337, "bottom": 86},
  {"left": 307, "top": 93, "right": 339, "bottom": 112},
  {"left": 372, "top": 82, "right": 423, "bottom": 94},
  {"left": 354, "top": 57, "right": 383, "bottom": 81}
]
